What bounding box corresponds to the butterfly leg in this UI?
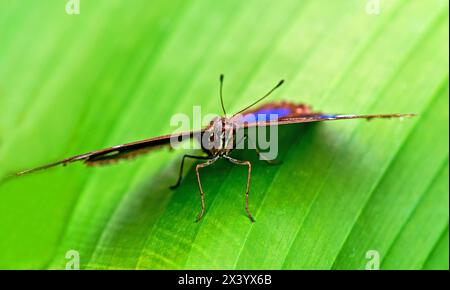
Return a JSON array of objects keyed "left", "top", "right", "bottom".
[
  {"left": 195, "top": 156, "right": 219, "bottom": 222},
  {"left": 223, "top": 155, "right": 255, "bottom": 223},
  {"left": 170, "top": 154, "right": 211, "bottom": 189}
]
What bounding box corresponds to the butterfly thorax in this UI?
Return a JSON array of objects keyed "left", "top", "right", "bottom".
[{"left": 201, "top": 116, "right": 238, "bottom": 157}]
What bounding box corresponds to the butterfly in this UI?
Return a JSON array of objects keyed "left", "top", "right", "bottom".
[{"left": 8, "top": 75, "right": 415, "bottom": 222}]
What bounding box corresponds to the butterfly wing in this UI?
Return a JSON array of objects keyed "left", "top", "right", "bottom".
[
  {"left": 12, "top": 130, "right": 199, "bottom": 177},
  {"left": 238, "top": 101, "right": 317, "bottom": 123},
  {"left": 84, "top": 131, "right": 196, "bottom": 166},
  {"left": 242, "top": 113, "right": 416, "bottom": 128},
  {"left": 237, "top": 101, "right": 415, "bottom": 127}
]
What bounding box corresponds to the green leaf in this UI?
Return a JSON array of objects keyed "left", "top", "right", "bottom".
[{"left": 0, "top": 0, "right": 448, "bottom": 270}]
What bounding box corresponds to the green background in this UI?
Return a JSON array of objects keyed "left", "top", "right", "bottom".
[{"left": 0, "top": 0, "right": 448, "bottom": 269}]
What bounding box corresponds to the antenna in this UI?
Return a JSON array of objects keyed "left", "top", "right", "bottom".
[
  {"left": 219, "top": 74, "right": 226, "bottom": 115},
  {"left": 233, "top": 79, "right": 285, "bottom": 116}
]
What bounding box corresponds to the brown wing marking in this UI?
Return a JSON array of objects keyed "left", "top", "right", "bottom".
[{"left": 11, "top": 131, "right": 198, "bottom": 177}]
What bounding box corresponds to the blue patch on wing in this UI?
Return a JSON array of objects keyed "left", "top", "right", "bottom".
[
  {"left": 315, "top": 114, "right": 338, "bottom": 119},
  {"left": 241, "top": 108, "right": 292, "bottom": 122}
]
